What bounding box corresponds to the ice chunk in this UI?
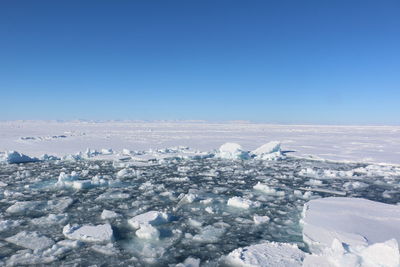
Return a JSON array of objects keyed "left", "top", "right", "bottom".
[
  {"left": 92, "top": 243, "right": 119, "bottom": 255},
  {"left": 176, "top": 257, "right": 200, "bottom": 267},
  {"left": 253, "top": 215, "right": 270, "bottom": 225},
  {"left": 31, "top": 214, "right": 68, "bottom": 225},
  {"left": 5, "top": 231, "right": 55, "bottom": 250},
  {"left": 6, "top": 200, "right": 43, "bottom": 214},
  {"left": 224, "top": 241, "right": 305, "bottom": 267},
  {"left": 252, "top": 141, "right": 281, "bottom": 155},
  {"left": 253, "top": 182, "right": 285, "bottom": 196},
  {"left": 101, "top": 209, "right": 119, "bottom": 220},
  {"left": 1, "top": 150, "right": 39, "bottom": 164},
  {"left": 0, "top": 219, "right": 21, "bottom": 232},
  {"left": 302, "top": 197, "right": 400, "bottom": 254},
  {"left": 63, "top": 223, "right": 113, "bottom": 242},
  {"left": 128, "top": 211, "right": 170, "bottom": 229},
  {"left": 343, "top": 181, "right": 368, "bottom": 190},
  {"left": 193, "top": 225, "right": 226, "bottom": 243},
  {"left": 215, "top": 143, "right": 250, "bottom": 160},
  {"left": 227, "top": 196, "right": 261, "bottom": 209},
  {"left": 136, "top": 223, "right": 160, "bottom": 240}
]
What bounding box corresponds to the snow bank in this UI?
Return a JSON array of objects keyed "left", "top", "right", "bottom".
[
  {"left": 302, "top": 197, "right": 400, "bottom": 267},
  {"left": 223, "top": 241, "right": 305, "bottom": 266},
  {"left": 215, "top": 143, "right": 250, "bottom": 160},
  {"left": 0, "top": 151, "right": 39, "bottom": 164}
]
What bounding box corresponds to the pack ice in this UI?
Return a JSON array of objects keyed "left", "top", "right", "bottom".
[{"left": 0, "top": 141, "right": 399, "bottom": 266}]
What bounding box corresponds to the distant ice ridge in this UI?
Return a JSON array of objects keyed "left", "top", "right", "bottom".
[
  {"left": 216, "top": 141, "right": 284, "bottom": 160},
  {"left": 301, "top": 197, "right": 400, "bottom": 267},
  {"left": 0, "top": 151, "right": 40, "bottom": 164},
  {"left": 0, "top": 141, "right": 285, "bottom": 164}
]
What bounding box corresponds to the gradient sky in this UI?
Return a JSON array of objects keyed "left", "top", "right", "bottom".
[{"left": 1, "top": 0, "right": 399, "bottom": 124}]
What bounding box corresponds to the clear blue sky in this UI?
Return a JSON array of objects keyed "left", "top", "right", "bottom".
[{"left": 1, "top": 0, "right": 399, "bottom": 124}]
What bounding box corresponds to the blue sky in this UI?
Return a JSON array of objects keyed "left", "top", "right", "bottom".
[{"left": 1, "top": 1, "right": 399, "bottom": 124}]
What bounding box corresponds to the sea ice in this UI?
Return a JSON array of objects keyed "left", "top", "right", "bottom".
[
  {"left": 227, "top": 196, "right": 261, "bottom": 209},
  {"left": 0, "top": 151, "right": 39, "bottom": 164},
  {"left": 101, "top": 209, "right": 119, "bottom": 220},
  {"left": 5, "top": 231, "right": 55, "bottom": 250},
  {"left": 136, "top": 223, "right": 160, "bottom": 240},
  {"left": 223, "top": 241, "right": 305, "bottom": 267},
  {"left": 128, "top": 211, "right": 170, "bottom": 229},
  {"left": 302, "top": 197, "right": 400, "bottom": 253},
  {"left": 251, "top": 141, "right": 284, "bottom": 160},
  {"left": 215, "top": 143, "right": 250, "bottom": 160},
  {"left": 63, "top": 223, "right": 114, "bottom": 242}
]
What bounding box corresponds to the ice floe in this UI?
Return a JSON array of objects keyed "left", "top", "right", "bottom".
[
  {"left": 302, "top": 197, "right": 400, "bottom": 266},
  {"left": 63, "top": 223, "right": 114, "bottom": 242}
]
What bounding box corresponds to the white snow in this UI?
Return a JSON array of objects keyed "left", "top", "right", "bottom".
[
  {"left": 63, "top": 223, "right": 114, "bottom": 242},
  {"left": 1, "top": 121, "right": 399, "bottom": 164},
  {"left": 302, "top": 197, "right": 400, "bottom": 251},
  {"left": 223, "top": 241, "right": 305, "bottom": 267},
  {"left": 303, "top": 238, "right": 400, "bottom": 267}
]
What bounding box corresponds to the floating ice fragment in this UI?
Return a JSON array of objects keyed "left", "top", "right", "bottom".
[
  {"left": 136, "top": 223, "right": 160, "bottom": 240},
  {"left": 128, "top": 211, "right": 170, "bottom": 229},
  {"left": 227, "top": 196, "right": 261, "bottom": 209},
  {"left": 176, "top": 257, "right": 200, "bottom": 267},
  {"left": 5, "top": 231, "right": 55, "bottom": 250},
  {"left": 63, "top": 223, "right": 113, "bottom": 242},
  {"left": 101, "top": 209, "right": 119, "bottom": 220},
  {"left": 253, "top": 215, "right": 270, "bottom": 225},
  {"left": 224, "top": 241, "right": 305, "bottom": 267},
  {"left": 192, "top": 225, "right": 226, "bottom": 243}
]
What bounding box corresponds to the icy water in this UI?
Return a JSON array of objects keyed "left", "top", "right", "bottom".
[{"left": 0, "top": 157, "right": 399, "bottom": 266}]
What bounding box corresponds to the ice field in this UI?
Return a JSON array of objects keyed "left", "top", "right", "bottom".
[{"left": 0, "top": 122, "right": 400, "bottom": 266}]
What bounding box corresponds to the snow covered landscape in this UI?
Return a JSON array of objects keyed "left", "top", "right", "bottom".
[{"left": 0, "top": 121, "right": 399, "bottom": 266}]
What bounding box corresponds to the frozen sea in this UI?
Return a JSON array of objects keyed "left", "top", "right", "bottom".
[{"left": 0, "top": 121, "right": 399, "bottom": 266}]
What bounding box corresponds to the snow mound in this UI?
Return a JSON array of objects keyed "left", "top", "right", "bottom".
[
  {"left": 302, "top": 197, "right": 400, "bottom": 252},
  {"left": 1, "top": 151, "right": 39, "bottom": 164},
  {"left": 63, "top": 223, "right": 113, "bottom": 242},
  {"left": 223, "top": 241, "right": 305, "bottom": 266},
  {"left": 128, "top": 211, "right": 170, "bottom": 229},
  {"left": 215, "top": 143, "right": 250, "bottom": 160}
]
